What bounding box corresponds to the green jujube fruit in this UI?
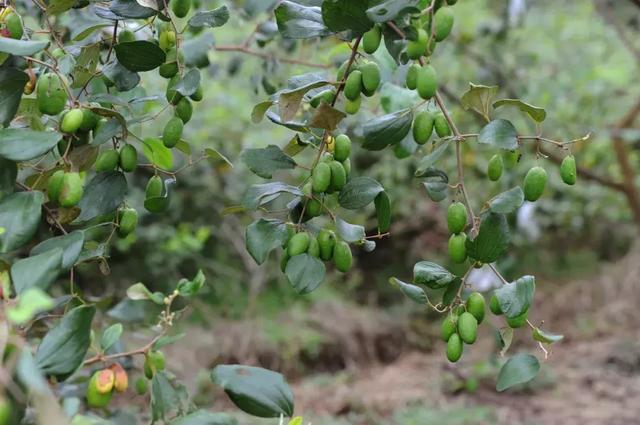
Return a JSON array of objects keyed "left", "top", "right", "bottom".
[
  {"left": 86, "top": 373, "right": 113, "bottom": 408},
  {"left": 361, "top": 62, "right": 381, "bottom": 96},
  {"left": 145, "top": 175, "right": 164, "bottom": 198},
  {"left": 47, "top": 170, "right": 65, "bottom": 202},
  {"left": 362, "top": 24, "right": 382, "bottom": 54},
  {"left": 329, "top": 161, "right": 347, "bottom": 191},
  {"left": 59, "top": 172, "right": 83, "bottom": 208},
  {"left": 6, "top": 13, "right": 23, "bottom": 39},
  {"left": 280, "top": 251, "right": 289, "bottom": 273},
  {"left": 119, "top": 144, "right": 137, "bottom": 172},
  {"left": 312, "top": 162, "right": 331, "bottom": 193},
  {"left": 37, "top": 74, "right": 67, "bottom": 115},
  {"left": 318, "top": 229, "right": 336, "bottom": 261},
  {"left": 434, "top": 7, "right": 454, "bottom": 41},
  {"left": 166, "top": 75, "right": 183, "bottom": 105},
  {"left": 489, "top": 294, "right": 503, "bottom": 315},
  {"left": 523, "top": 166, "right": 547, "bottom": 201},
  {"left": 95, "top": 149, "right": 119, "bottom": 172},
  {"left": 175, "top": 98, "right": 193, "bottom": 123},
  {"left": 487, "top": 154, "right": 503, "bottom": 181},
  {"left": 342, "top": 158, "right": 351, "bottom": 177},
  {"left": 344, "top": 70, "right": 363, "bottom": 101},
  {"left": 287, "top": 232, "right": 311, "bottom": 257},
  {"left": 307, "top": 236, "right": 320, "bottom": 257},
  {"left": 79, "top": 109, "right": 98, "bottom": 131},
  {"left": 333, "top": 241, "right": 353, "bottom": 273},
  {"left": 159, "top": 61, "right": 179, "bottom": 79},
  {"left": 448, "top": 233, "right": 467, "bottom": 264},
  {"left": 305, "top": 198, "right": 322, "bottom": 218},
  {"left": 310, "top": 89, "right": 335, "bottom": 108},
  {"left": 170, "top": 0, "right": 191, "bottom": 18},
  {"left": 560, "top": 155, "right": 577, "bottom": 185},
  {"left": 446, "top": 333, "right": 463, "bottom": 362},
  {"left": 412, "top": 111, "right": 434, "bottom": 145},
  {"left": 457, "top": 312, "right": 478, "bottom": 344},
  {"left": 447, "top": 202, "right": 467, "bottom": 233},
  {"left": 417, "top": 65, "right": 438, "bottom": 100},
  {"left": 190, "top": 85, "right": 203, "bottom": 101},
  {"left": 441, "top": 315, "right": 457, "bottom": 342},
  {"left": 118, "top": 207, "right": 138, "bottom": 237},
  {"left": 345, "top": 97, "right": 361, "bottom": 115},
  {"left": 407, "top": 29, "right": 428, "bottom": 59},
  {"left": 0, "top": 397, "right": 10, "bottom": 425},
  {"left": 334, "top": 134, "right": 351, "bottom": 162},
  {"left": 466, "top": 292, "right": 486, "bottom": 324},
  {"left": 406, "top": 63, "right": 421, "bottom": 90},
  {"left": 375, "top": 191, "right": 391, "bottom": 233},
  {"left": 507, "top": 309, "right": 529, "bottom": 328},
  {"left": 60, "top": 108, "right": 83, "bottom": 133},
  {"left": 134, "top": 377, "right": 148, "bottom": 395},
  {"left": 118, "top": 29, "right": 136, "bottom": 43},
  {"left": 434, "top": 113, "right": 451, "bottom": 137},
  {"left": 503, "top": 149, "right": 519, "bottom": 169},
  {"left": 162, "top": 116, "right": 184, "bottom": 148}
]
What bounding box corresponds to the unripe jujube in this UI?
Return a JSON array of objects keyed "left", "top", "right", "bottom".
[
  {"left": 466, "top": 292, "right": 486, "bottom": 324},
  {"left": 287, "top": 232, "right": 311, "bottom": 257},
  {"left": 447, "top": 202, "right": 467, "bottom": 234},
  {"left": 95, "top": 149, "right": 120, "bottom": 172},
  {"left": 362, "top": 24, "right": 382, "bottom": 54},
  {"left": 333, "top": 241, "right": 353, "bottom": 273},
  {"left": 560, "top": 155, "right": 577, "bottom": 185},
  {"left": 487, "top": 154, "right": 503, "bottom": 182},
  {"left": 417, "top": 65, "right": 438, "bottom": 99},
  {"left": 333, "top": 134, "right": 351, "bottom": 162},
  {"left": 457, "top": 312, "right": 478, "bottom": 344},
  {"left": 119, "top": 144, "right": 138, "bottom": 172},
  {"left": 59, "top": 172, "right": 83, "bottom": 208},
  {"left": 37, "top": 74, "right": 67, "bottom": 115},
  {"left": 412, "top": 111, "right": 434, "bottom": 145},
  {"left": 446, "top": 333, "right": 463, "bottom": 362},
  {"left": 344, "top": 70, "right": 363, "bottom": 101},
  {"left": 523, "top": 166, "right": 547, "bottom": 202},
  {"left": 448, "top": 233, "right": 467, "bottom": 264}
]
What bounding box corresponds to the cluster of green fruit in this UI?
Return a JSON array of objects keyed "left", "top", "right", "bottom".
[
  {"left": 281, "top": 228, "right": 353, "bottom": 274},
  {"left": 441, "top": 292, "right": 485, "bottom": 362},
  {"left": 446, "top": 202, "right": 468, "bottom": 264},
  {"left": 413, "top": 110, "right": 451, "bottom": 145},
  {"left": 85, "top": 363, "right": 128, "bottom": 408},
  {"left": 0, "top": 8, "right": 23, "bottom": 40},
  {"left": 486, "top": 150, "right": 577, "bottom": 201}
]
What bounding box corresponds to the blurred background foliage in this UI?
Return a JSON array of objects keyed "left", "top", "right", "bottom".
[{"left": 68, "top": 0, "right": 640, "bottom": 423}]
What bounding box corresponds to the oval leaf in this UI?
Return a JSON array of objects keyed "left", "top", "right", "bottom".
[
  {"left": 465, "top": 213, "right": 510, "bottom": 263},
  {"left": 338, "top": 177, "right": 384, "bottom": 210},
  {"left": 115, "top": 41, "right": 166, "bottom": 72},
  {"left": 478, "top": 119, "right": 518, "bottom": 150},
  {"left": 493, "top": 99, "right": 546, "bottom": 123},
  {"left": 496, "top": 353, "right": 540, "bottom": 392},
  {"left": 362, "top": 109, "right": 413, "bottom": 151},
  {"left": 0, "top": 191, "right": 44, "bottom": 253},
  {"left": 494, "top": 275, "right": 535, "bottom": 319},
  {"left": 0, "top": 128, "right": 62, "bottom": 161},
  {"left": 285, "top": 254, "right": 326, "bottom": 294}
]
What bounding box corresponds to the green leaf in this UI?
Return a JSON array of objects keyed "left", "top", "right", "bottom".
[
  {"left": 322, "top": 0, "right": 373, "bottom": 35},
  {"left": 153, "top": 333, "right": 187, "bottom": 350},
  {"left": 442, "top": 278, "right": 462, "bottom": 306},
  {"left": 115, "top": 41, "right": 166, "bottom": 72},
  {"left": 30, "top": 230, "right": 84, "bottom": 270},
  {"left": 362, "top": 109, "right": 413, "bottom": 151},
  {"left": 176, "top": 270, "right": 206, "bottom": 297},
  {"left": 100, "top": 323, "right": 123, "bottom": 351},
  {"left": 110, "top": 0, "right": 157, "bottom": 18},
  {"left": 366, "top": 0, "right": 421, "bottom": 22},
  {"left": 488, "top": 187, "right": 524, "bottom": 214},
  {"left": 0, "top": 128, "right": 62, "bottom": 161},
  {"left": 92, "top": 118, "right": 123, "bottom": 145},
  {"left": 275, "top": 1, "right": 332, "bottom": 39},
  {"left": 465, "top": 213, "right": 510, "bottom": 263},
  {"left": 420, "top": 168, "right": 449, "bottom": 202},
  {"left": 170, "top": 410, "right": 237, "bottom": 425},
  {"left": 183, "top": 32, "right": 215, "bottom": 68},
  {"left": 415, "top": 142, "right": 451, "bottom": 176},
  {"left": 380, "top": 83, "right": 420, "bottom": 114},
  {"left": 0, "top": 158, "right": 17, "bottom": 200},
  {"left": 72, "top": 23, "right": 113, "bottom": 41},
  {"left": 493, "top": 99, "right": 547, "bottom": 123},
  {"left": 460, "top": 83, "right": 498, "bottom": 122},
  {"left": 496, "top": 353, "right": 540, "bottom": 392},
  {"left": 494, "top": 275, "right": 535, "bottom": 319},
  {"left": 151, "top": 372, "right": 186, "bottom": 423},
  {"left": 6, "top": 288, "right": 55, "bottom": 325},
  {"left": 174, "top": 68, "right": 201, "bottom": 97},
  {"left": 336, "top": 217, "right": 365, "bottom": 243},
  {"left": 338, "top": 177, "right": 384, "bottom": 210},
  {"left": 126, "top": 282, "right": 154, "bottom": 301},
  {"left": 0, "top": 67, "right": 29, "bottom": 127},
  {"left": 35, "top": 304, "right": 96, "bottom": 381},
  {"left": 389, "top": 277, "right": 427, "bottom": 304},
  {"left": 413, "top": 261, "right": 456, "bottom": 290},
  {"left": 46, "top": 0, "right": 76, "bottom": 15},
  {"left": 188, "top": 5, "right": 230, "bottom": 28},
  {"left": 11, "top": 248, "right": 64, "bottom": 294},
  {"left": 102, "top": 60, "right": 140, "bottom": 92},
  {"left": 0, "top": 38, "right": 49, "bottom": 56},
  {"left": 75, "top": 171, "right": 128, "bottom": 223},
  {"left": 143, "top": 137, "right": 173, "bottom": 170},
  {"left": 245, "top": 219, "right": 290, "bottom": 265},
  {"left": 211, "top": 364, "right": 295, "bottom": 418},
  {"left": 0, "top": 191, "right": 44, "bottom": 253},
  {"left": 242, "top": 182, "right": 302, "bottom": 210},
  {"left": 240, "top": 145, "right": 296, "bottom": 179},
  {"left": 499, "top": 327, "right": 514, "bottom": 357},
  {"left": 532, "top": 328, "right": 564, "bottom": 344},
  {"left": 477, "top": 119, "right": 518, "bottom": 150},
  {"left": 285, "top": 253, "right": 326, "bottom": 294},
  {"left": 308, "top": 102, "right": 346, "bottom": 131},
  {"left": 144, "top": 178, "right": 176, "bottom": 214},
  {"left": 374, "top": 191, "right": 391, "bottom": 233},
  {"left": 279, "top": 78, "right": 332, "bottom": 122},
  {"left": 251, "top": 101, "right": 274, "bottom": 124}
]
